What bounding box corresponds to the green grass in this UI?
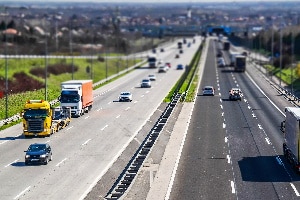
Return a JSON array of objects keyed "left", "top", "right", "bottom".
[{"left": 0, "top": 56, "right": 142, "bottom": 120}]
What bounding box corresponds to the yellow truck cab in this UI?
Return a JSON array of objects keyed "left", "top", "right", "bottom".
[{"left": 21, "top": 100, "right": 53, "bottom": 137}]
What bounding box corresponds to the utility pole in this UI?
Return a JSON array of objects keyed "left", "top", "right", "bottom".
[{"left": 4, "top": 7, "right": 8, "bottom": 119}]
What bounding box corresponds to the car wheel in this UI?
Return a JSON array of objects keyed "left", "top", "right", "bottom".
[
  {"left": 25, "top": 161, "right": 29, "bottom": 165},
  {"left": 44, "top": 157, "right": 49, "bottom": 165},
  {"left": 49, "top": 154, "right": 53, "bottom": 161}
]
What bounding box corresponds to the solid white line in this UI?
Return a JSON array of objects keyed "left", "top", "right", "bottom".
[
  {"left": 56, "top": 158, "right": 67, "bottom": 167},
  {"left": 14, "top": 186, "right": 31, "bottom": 199},
  {"left": 101, "top": 125, "right": 108, "bottom": 131},
  {"left": 0, "top": 140, "right": 8, "bottom": 145},
  {"left": 5, "top": 159, "right": 19, "bottom": 168},
  {"left": 82, "top": 139, "right": 91, "bottom": 146},
  {"left": 290, "top": 183, "right": 300, "bottom": 196},
  {"left": 246, "top": 72, "right": 285, "bottom": 116},
  {"left": 231, "top": 181, "right": 236, "bottom": 193}
]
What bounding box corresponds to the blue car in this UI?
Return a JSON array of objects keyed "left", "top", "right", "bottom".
[{"left": 177, "top": 64, "right": 184, "bottom": 70}]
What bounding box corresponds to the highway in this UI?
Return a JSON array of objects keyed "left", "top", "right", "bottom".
[
  {"left": 168, "top": 38, "right": 300, "bottom": 200},
  {"left": 0, "top": 38, "right": 201, "bottom": 200}
]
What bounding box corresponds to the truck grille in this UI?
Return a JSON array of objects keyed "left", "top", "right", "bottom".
[{"left": 27, "top": 119, "right": 44, "bottom": 132}]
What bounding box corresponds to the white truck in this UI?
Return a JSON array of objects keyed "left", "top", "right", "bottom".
[
  {"left": 281, "top": 107, "right": 300, "bottom": 172},
  {"left": 59, "top": 80, "right": 93, "bottom": 117}
]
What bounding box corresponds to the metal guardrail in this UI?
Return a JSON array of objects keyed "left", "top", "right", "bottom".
[{"left": 105, "top": 93, "right": 182, "bottom": 199}]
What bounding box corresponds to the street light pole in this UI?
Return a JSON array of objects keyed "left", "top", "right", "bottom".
[
  {"left": 279, "top": 28, "right": 282, "bottom": 86},
  {"left": 4, "top": 7, "right": 8, "bottom": 119}
]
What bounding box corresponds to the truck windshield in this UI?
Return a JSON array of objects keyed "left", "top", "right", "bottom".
[
  {"left": 23, "top": 109, "right": 47, "bottom": 119},
  {"left": 148, "top": 58, "right": 156, "bottom": 62},
  {"left": 60, "top": 91, "right": 80, "bottom": 103}
]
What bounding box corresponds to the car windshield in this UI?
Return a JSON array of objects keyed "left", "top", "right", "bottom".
[
  {"left": 121, "top": 92, "right": 130, "bottom": 95},
  {"left": 204, "top": 88, "right": 213, "bottom": 91},
  {"left": 28, "top": 144, "right": 46, "bottom": 152},
  {"left": 142, "top": 79, "right": 150, "bottom": 82}
]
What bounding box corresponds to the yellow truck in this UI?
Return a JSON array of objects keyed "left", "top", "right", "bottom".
[{"left": 21, "top": 100, "right": 71, "bottom": 137}]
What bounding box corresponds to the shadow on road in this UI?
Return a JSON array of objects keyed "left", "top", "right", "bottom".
[{"left": 238, "top": 155, "right": 300, "bottom": 182}]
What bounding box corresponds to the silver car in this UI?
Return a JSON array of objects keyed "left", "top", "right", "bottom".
[
  {"left": 141, "top": 79, "right": 151, "bottom": 88},
  {"left": 202, "top": 86, "right": 215, "bottom": 96},
  {"left": 119, "top": 92, "right": 133, "bottom": 102}
]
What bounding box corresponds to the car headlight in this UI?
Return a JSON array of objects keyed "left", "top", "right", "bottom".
[
  {"left": 40, "top": 154, "right": 46, "bottom": 158},
  {"left": 25, "top": 155, "right": 30, "bottom": 158}
]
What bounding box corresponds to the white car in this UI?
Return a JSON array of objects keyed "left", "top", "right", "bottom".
[
  {"left": 202, "top": 86, "right": 215, "bottom": 96},
  {"left": 148, "top": 74, "right": 156, "bottom": 81},
  {"left": 158, "top": 65, "right": 168, "bottom": 73},
  {"left": 141, "top": 79, "right": 151, "bottom": 88},
  {"left": 119, "top": 92, "right": 132, "bottom": 102}
]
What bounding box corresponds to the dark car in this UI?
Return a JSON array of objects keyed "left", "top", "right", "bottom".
[
  {"left": 25, "top": 143, "right": 52, "bottom": 165},
  {"left": 177, "top": 64, "right": 184, "bottom": 70}
]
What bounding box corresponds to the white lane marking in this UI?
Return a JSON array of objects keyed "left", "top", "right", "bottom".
[
  {"left": 82, "top": 139, "right": 91, "bottom": 146},
  {"left": 265, "top": 137, "right": 271, "bottom": 145},
  {"left": 227, "top": 155, "right": 231, "bottom": 164},
  {"left": 248, "top": 105, "right": 251, "bottom": 109},
  {"left": 231, "top": 181, "right": 236, "bottom": 193},
  {"left": 141, "top": 95, "right": 145, "bottom": 98},
  {"left": 108, "top": 102, "right": 111, "bottom": 105},
  {"left": 225, "top": 137, "right": 228, "bottom": 143},
  {"left": 15, "top": 134, "right": 22, "bottom": 137},
  {"left": 219, "top": 98, "right": 222, "bottom": 103},
  {"left": 125, "top": 107, "right": 130, "bottom": 111},
  {"left": 14, "top": 186, "right": 31, "bottom": 200},
  {"left": 56, "top": 158, "right": 67, "bottom": 167},
  {"left": 220, "top": 105, "right": 223, "bottom": 109},
  {"left": 258, "top": 124, "right": 263, "bottom": 129},
  {"left": 0, "top": 140, "right": 8, "bottom": 145},
  {"left": 252, "top": 113, "right": 256, "bottom": 118},
  {"left": 45, "top": 140, "right": 50, "bottom": 143},
  {"left": 276, "top": 156, "right": 283, "bottom": 165},
  {"left": 145, "top": 91, "right": 150, "bottom": 93},
  {"left": 221, "top": 112, "right": 224, "bottom": 117},
  {"left": 85, "top": 116, "right": 90, "bottom": 119},
  {"left": 101, "top": 125, "right": 108, "bottom": 131},
  {"left": 246, "top": 72, "right": 285, "bottom": 116},
  {"left": 290, "top": 183, "right": 300, "bottom": 196},
  {"left": 134, "top": 100, "right": 138, "bottom": 103},
  {"left": 116, "top": 115, "right": 121, "bottom": 118},
  {"left": 223, "top": 123, "right": 226, "bottom": 129},
  {"left": 67, "top": 126, "right": 73, "bottom": 130},
  {"left": 5, "top": 159, "right": 19, "bottom": 168},
  {"left": 97, "top": 107, "right": 102, "bottom": 112}
]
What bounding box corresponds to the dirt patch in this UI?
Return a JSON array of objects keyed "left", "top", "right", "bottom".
[{"left": 0, "top": 63, "right": 78, "bottom": 95}]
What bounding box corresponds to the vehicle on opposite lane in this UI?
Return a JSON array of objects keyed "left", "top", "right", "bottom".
[
  {"left": 141, "top": 78, "right": 151, "bottom": 88},
  {"left": 119, "top": 92, "right": 133, "bottom": 102},
  {"left": 25, "top": 143, "right": 52, "bottom": 165}
]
